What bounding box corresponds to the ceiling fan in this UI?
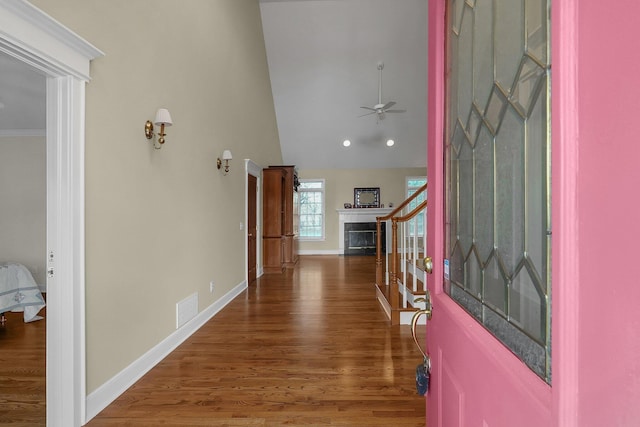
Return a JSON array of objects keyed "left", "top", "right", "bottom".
[{"left": 359, "top": 62, "right": 406, "bottom": 120}]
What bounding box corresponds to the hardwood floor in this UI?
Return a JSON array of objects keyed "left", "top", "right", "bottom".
[
  {"left": 1, "top": 256, "right": 427, "bottom": 426},
  {"left": 0, "top": 309, "right": 46, "bottom": 426},
  {"left": 90, "top": 255, "right": 426, "bottom": 426}
]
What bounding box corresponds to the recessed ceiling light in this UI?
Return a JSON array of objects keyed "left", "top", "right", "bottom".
[
  {"left": 343, "top": 139, "right": 351, "bottom": 147},
  {"left": 386, "top": 139, "right": 395, "bottom": 147}
]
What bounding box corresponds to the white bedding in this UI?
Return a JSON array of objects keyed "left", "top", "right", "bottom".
[{"left": 0, "top": 263, "right": 46, "bottom": 322}]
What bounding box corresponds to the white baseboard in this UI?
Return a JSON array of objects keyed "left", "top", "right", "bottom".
[
  {"left": 298, "top": 249, "right": 341, "bottom": 255},
  {"left": 84, "top": 280, "right": 247, "bottom": 424}
]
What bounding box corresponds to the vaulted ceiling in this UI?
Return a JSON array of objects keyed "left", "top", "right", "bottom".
[{"left": 259, "top": 0, "right": 428, "bottom": 170}]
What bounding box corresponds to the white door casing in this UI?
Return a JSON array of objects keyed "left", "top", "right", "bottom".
[
  {"left": 245, "top": 159, "right": 263, "bottom": 281},
  {"left": 0, "top": 1, "right": 103, "bottom": 425}
]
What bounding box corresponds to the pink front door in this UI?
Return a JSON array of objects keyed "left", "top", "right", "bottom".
[
  {"left": 425, "top": 0, "right": 640, "bottom": 425},
  {"left": 425, "top": 0, "right": 552, "bottom": 425}
]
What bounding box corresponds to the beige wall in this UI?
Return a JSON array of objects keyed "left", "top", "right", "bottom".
[
  {"left": 298, "top": 167, "right": 426, "bottom": 252},
  {"left": 0, "top": 136, "right": 46, "bottom": 284},
  {"left": 30, "top": 0, "right": 282, "bottom": 393}
]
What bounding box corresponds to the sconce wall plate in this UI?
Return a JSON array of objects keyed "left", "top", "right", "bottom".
[{"left": 144, "top": 120, "right": 154, "bottom": 139}]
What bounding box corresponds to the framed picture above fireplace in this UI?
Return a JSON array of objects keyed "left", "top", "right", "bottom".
[{"left": 354, "top": 187, "right": 380, "bottom": 208}]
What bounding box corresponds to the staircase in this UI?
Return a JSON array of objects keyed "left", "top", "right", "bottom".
[{"left": 374, "top": 183, "right": 428, "bottom": 325}]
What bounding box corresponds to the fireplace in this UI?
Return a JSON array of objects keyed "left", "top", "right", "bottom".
[
  {"left": 344, "top": 222, "right": 385, "bottom": 256},
  {"left": 337, "top": 207, "right": 392, "bottom": 255}
]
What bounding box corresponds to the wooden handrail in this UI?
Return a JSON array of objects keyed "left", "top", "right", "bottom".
[
  {"left": 376, "top": 183, "right": 427, "bottom": 221},
  {"left": 394, "top": 200, "right": 427, "bottom": 222}
]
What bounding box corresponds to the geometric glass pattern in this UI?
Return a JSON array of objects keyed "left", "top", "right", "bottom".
[
  {"left": 510, "top": 54, "right": 546, "bottom": 118},
  {"left": 445, "top": 0, "right": 551, "bottom": 382},
  {"left": 484, "top": 84, "right": 509, "bottom": 135},
  {"left": 465, "top": 104, "right": 483, "bottom": 147}
]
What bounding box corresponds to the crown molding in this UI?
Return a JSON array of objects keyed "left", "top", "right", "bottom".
[{"left": 0, "top": 0, "right": 104, "bottom": 80}]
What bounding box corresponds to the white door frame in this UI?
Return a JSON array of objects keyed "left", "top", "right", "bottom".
[
  {"left": 0, "top": 1, "right": 103, "bottom": 425},
  {"left": 245, "top": 159, "right": 263, "bottom": 282}
]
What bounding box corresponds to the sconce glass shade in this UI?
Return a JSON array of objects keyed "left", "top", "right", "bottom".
[
  {"left": 222, "top": 150, "right": 233, "bottom": 160},
  {"left": 154, "top": 108, "right": 173, "bottom": 126}
]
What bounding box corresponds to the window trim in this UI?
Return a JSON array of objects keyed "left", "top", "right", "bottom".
[{"left": 297, "top": 178, "right": 326, "bottom": 241}]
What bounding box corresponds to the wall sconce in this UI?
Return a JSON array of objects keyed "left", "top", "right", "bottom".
[
  {"left": 217, "top": 150, "right": 233, "bottom": 174},
  {"left": 144, "top": 108, "right": 173, "bottom": 149}
]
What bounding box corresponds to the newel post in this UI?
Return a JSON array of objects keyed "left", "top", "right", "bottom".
[
  {"left": 376, "top": 217, "right": 382, "bottom": 285},
  {"left": 390, "top": 218, "right": 399, "bottom": 323}
]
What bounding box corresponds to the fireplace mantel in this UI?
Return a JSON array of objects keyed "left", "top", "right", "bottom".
[{"left": 337, "top": 208, "right": 393, "bottom": 254}]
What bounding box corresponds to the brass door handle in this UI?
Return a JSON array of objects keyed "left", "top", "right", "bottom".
[
  {"left": 411, "top": 291, "right": 433, "bottom": 363},
  {"left": 414, "top": 291, "right": 433, "bottom": 321},
  {"left": 424, "top": 256, "right": 433, "bottom": 274}
]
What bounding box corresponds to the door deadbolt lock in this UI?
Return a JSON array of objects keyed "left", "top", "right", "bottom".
[{"left": 424, "top": 256, "right": 433, "bottom": 274}]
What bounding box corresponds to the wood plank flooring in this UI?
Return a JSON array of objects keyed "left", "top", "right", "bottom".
[
  {"left": 0, "top": 309, "right": 46, "bottom": 426},
  {"left": 90, "top": 256, "right": 426, "bottom": 426},
  {"left": 1, "top": 255, "right": 427, "bottom": 426}
]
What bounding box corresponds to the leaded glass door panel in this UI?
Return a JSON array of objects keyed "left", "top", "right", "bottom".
[{"left": 447, "top": 0, "right": 551, "bottom": 381}]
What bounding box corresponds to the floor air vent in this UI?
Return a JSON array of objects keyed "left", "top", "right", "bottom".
[{"left": 176, "top": 292, "right": 198, "bottom": 329}]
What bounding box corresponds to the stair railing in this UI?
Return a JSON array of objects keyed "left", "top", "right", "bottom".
[
  {"left": 394, "top": 200, "right": 427, "bottom": 308},
  {"left": 375, "top": 183, "right": 427, "bottom": 323}
]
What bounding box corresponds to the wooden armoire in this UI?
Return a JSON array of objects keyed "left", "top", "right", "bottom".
[{"left": 262, "top": 165, "right": 299, "bottom": 273}]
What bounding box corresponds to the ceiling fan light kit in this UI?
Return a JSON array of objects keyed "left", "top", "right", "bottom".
[{"left": 359, "top": 62, "right": 406, "bottom": 121}]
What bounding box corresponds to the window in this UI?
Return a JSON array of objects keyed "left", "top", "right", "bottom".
[
  {"left": 298, "top": 179, "right": 325, "bottom": 240},
  {"left": 406, "top": 177, "right": 427, "bottom": 236}
]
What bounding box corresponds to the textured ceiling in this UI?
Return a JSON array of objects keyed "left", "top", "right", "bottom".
[{"left": 259, "top": 0, "right": 427, "bottom": 170}]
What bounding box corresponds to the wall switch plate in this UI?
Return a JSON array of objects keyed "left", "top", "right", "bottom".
[{"left": 209, "top": 281, "right": 215, "bottom": 293}]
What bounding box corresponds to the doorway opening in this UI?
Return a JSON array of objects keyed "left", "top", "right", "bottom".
[{"left": 0, "top": 2, "right": 103, "bottom": 424}]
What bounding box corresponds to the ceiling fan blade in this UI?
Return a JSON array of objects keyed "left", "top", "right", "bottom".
[
  {"left": 360, "top": 106, "right": 376, "bottom": 111},
  {"left": 382, "top": 101, "right": 396, "bottom": 110},
  {"left": 385, "top": 109, "right": 407, "bottom": 113},
  {"left": 358, "top": 111, "right": 378, "bottom": 117}
]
